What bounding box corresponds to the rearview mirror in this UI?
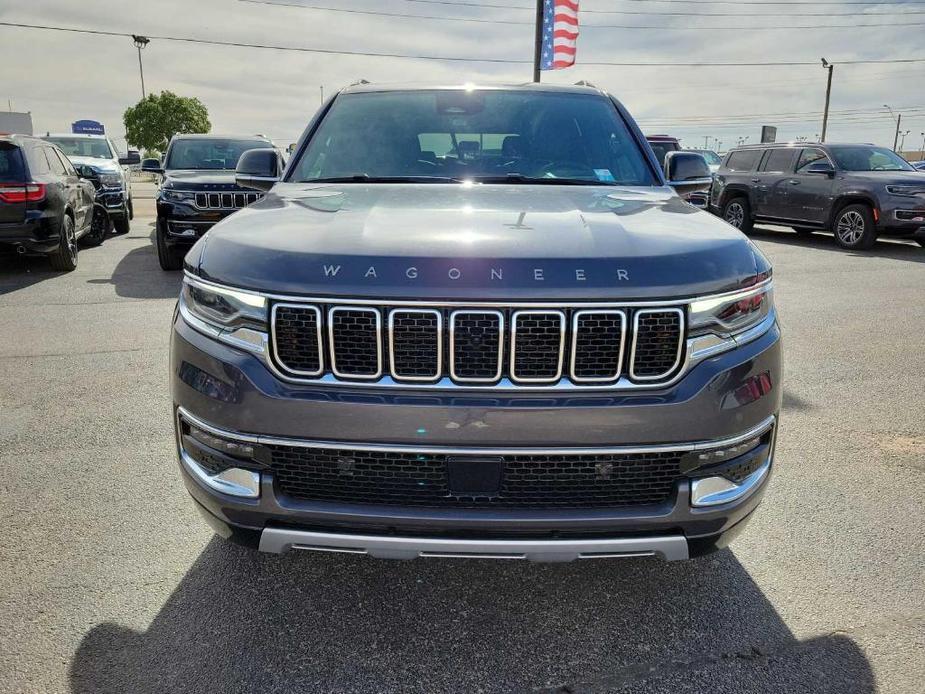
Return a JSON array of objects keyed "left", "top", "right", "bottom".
[
  {"left": 665, "top": 151, "right": 713, "bottom": 197},
  {"left": 805, "top": 161, "right": 835, "bottom": 176},
  {"left": 141, "top": 158, "right": 163, "bottom": 174},
  {"left": 236, "top": 148, "right": 280, "bottom": 192},
  {"left": 119, "top": 150, "right": 141, "bottom": 166}
]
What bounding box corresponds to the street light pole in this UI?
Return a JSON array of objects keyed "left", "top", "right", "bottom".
[
  {"left": 898, "top": 130, "right": 911, "bottom": 152},
  {"left": 132, "top": 35, "right": 150, "bottom": 99},
  {"left": 820, "top": 58, "right": 833, "bottom": 142},
  {"left": 532, "top": 0, "right": 544, "bottom": 83}
]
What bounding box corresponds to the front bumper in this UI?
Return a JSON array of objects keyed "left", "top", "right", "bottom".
[
  {"left": 156, "top": 199, "right": 239, "bottom": 247},
  {"left": 171, "top": 309, "right": 782, "bottom": 561}
]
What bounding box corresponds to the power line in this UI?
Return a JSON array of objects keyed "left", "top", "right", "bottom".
[
  {"left": 3, "top": 21, "right": 925, "bottom": 68},
  {"left": 239, "top": 0, "right": 925, "bottom": 28}
]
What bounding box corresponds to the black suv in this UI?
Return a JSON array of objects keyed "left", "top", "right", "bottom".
[
  {"left": 142, "top": 134, "right": 284, "bottom": 270},
  {"left": 711, "top": 142, "right": 925, "bottom": 250},
  {"left": 171, "top": 83, "right": 779, "bottom": 562},
  {"left": 0, "top": 134, "right": 97, "bottom": 270}
]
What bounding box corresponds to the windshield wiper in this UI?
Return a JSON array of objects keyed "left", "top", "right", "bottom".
[
  {"left": 470, "top": 173, "right": 615, "bottom": 186},
  {"left": 302, "top": 174, "right": 464, "bottom": 183}
]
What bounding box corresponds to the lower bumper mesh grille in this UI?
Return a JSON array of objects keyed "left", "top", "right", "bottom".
[{"left": 267, "top": 445, "right": 683, "bottom": 508}]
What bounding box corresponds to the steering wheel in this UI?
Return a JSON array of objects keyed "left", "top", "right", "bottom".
[{"left": 536, "top": 160, "right": 598, "bottom": 179}]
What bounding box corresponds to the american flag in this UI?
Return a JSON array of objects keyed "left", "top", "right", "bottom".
[{"left": 540, "top": 0, "right": 580, "bottom": 71}]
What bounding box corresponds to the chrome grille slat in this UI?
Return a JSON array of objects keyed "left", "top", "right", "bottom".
[
  {"left": 269, "top": 302, "right": 686, "bottom": 389},
  {"left": 388, "top": 309, "right": 442, "bottom": 381},
  {"left": 510, "top": 310, "right": 565, "bottom": 383},
  {"left": 328, "top": 307, "right": 382, "bottom": 380},
  {"left": 450, "top": 310, "right": 504, "bottom": 383},
  {"left": 570, "top": 310, "right": 626, "bottom": 383},
  {"left": 629, "top": 308, "right": 685, "bottom": 381}
]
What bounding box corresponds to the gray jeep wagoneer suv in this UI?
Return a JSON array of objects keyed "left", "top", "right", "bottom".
[{"left": 171, "top": 83, "right": 781, "bottom": 561}]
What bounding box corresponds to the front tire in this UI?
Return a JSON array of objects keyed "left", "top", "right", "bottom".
[
  {"left": 113, "top": 212, "right": 130, "bottom": 235},
  {"left": 833, "top": 204, "right": 877, "bottom": 250},
  {"left": 83, "top": 206, "right": 110, "bottom": 247},
  {"left": 48, "top": 214, "right": 78, "bottom": 271},
  {"left": 156, "top": 218, "right": 183, "bottom": 271},
  {"left": 722, "top": 196, "right": 753, "bottom": 233}
]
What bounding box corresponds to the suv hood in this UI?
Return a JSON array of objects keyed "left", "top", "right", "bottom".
[
  {"left": 163, "top": 169, "right": 242, "bottom": 190},
  {"left": 69, "top": 155, "right": 119, "bottom": 174},
  {"left": 191, "top": 183, "right": 766, "bottom": 300}
]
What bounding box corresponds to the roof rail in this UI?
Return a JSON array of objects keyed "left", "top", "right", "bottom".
[
  {"left": 574, "top": 80, "right": 598, "bottom": 88},
  {"left": 350, "top": 79, "right": 370, "bottom": 86}
]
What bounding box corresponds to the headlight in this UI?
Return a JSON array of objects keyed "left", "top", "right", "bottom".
[
  {"left": 688, "top": 282, "right": 774, "bottom": 339},
  {"left": 886, "top": 185, "right": 925, "bottom": 197},
  {"left": 162, "top": 189, "right": 196, "bottom": 203},
  {"left": 99, "top": 173, "right": 122, "bottom": 187},
  {"left": 181, "top": 277, "right": 267, "bottom": 332}
]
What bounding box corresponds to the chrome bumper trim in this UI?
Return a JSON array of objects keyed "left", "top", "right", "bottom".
[
  {"left": 179, "top": 449, "right": 261, "bottom": 499},
  {"left": 690, "top": 459, "right": 772, "bottom": 507},
  {"left": 176, "top": 405, "right": 775, "bottom": 457},
  {"left": 257, "top": 527, "right": 690, "bottom": 561}
]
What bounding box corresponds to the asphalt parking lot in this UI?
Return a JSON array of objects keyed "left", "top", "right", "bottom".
[{"left": 1, "top": 197, "right": 923, "bottom": 693}]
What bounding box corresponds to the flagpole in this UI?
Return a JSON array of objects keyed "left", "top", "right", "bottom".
[{"left": 533, "top": 0, "right": 543, "bottom": 82}]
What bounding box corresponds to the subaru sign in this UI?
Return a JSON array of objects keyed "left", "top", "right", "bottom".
[{"left": 72, "top": 119, "right": 105, "bottom": 135}]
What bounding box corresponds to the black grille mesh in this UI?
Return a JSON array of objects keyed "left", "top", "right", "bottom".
[
  {"left": 267, "top": 445, "right": 682, "bottom": 508},
  {"left": 452, "top": 312, "right": 502, "bottom": 381},
  {"left": 512, "top": 312, "right": 563, "bottom": 381},
  {"left": 331, "top": 309, "right": 380, "bottom": 377},
  {"left": 273, "top": 306, "right": 321, "bottom": 374},
  {"left": 391, "top": 311, "right": 440, "bottom": 379},
  {"left": 572, "top": 312, "right": 624, "bottom": 380},
  {"left": 632, "top": 311, "right": 683, "bottom": 378},
  {"left": 195, "top": 191, "right": 261, "bottom": 209}
]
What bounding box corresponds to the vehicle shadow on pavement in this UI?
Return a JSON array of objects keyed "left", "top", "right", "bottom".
[
  {"left": 0, "top": 253, "right": 60, "bottom": 295},
  {"left": 68, "top": 539, "right": 874, "bottom": 693},
  {"left": 86, "top": 226, "right": 182, "bottom": 300},
  {"left": 752, "top": 226, "right": 925, "bottom": 264}
]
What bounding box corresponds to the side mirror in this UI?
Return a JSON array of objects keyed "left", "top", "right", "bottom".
[
  {"left": 75, "top": 164, "right": 95, "bottom": 180},
  {"left": 119, "top": 150, "right": 141, "bottom": 166},
  {"left": 805, "top": 161, "right": 835, "bottom": 177},
  {"left": 236, "top": 148, "right": 280, "bottom": 191},
  {"left": 665, "top": 151, "right": 713, "bottom": 197},
  {"left": 141, "top": 158, "right": 163, "bottom": 174}
]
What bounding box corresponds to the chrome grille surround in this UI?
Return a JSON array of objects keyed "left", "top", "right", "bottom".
[
  {"left": 193, "top": 191, "right": 262, "bottom": 210},
  {"left": 271, "top": 303, "right": 324, "bottom": 377},
  {"left": 388, "top": 309, "right": 443, "bottom": 382},
  {"left": 182, "top": 272, "right": 776, "bottom": 392},
  {"left": 327, "top": 307, "right": 383, "bottom": 380},
  {"left": 629, "top": 308, "right": 685, "bottom": 382}
]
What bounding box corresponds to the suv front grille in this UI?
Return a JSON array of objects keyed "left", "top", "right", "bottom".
[
  {"left": 194, "top": 191, "right": 262, "bottom": 210},
  {"left": 270, "top": 302, "right": 685, "bottom": 388},
  {"left": 267, "top": 445, "right": 682, "bottom": 508}
]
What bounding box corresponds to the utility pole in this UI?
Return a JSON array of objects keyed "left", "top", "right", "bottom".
[
  {"left": 884, "top": 105, "right": 901, "bottom": 151},
  {"left": 532, "top": 0, "right": 544, "bottom": 83},
  {"left": 132, "top": 35, "right": 150, "bottom": 99},
  {"left": 820, "top": 58, "right": 833, "bottom": 142},
  {"left": 704, "top": 135, "right": 710, "bottom": 149}
]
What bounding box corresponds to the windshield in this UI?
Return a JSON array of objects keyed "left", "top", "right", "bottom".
[
  {"left": 291, "top": 90, "right": 658, "bottom": 185},
  {"left": 828, "top": 146, "right": 914, "bottom": 172},
  {"left": 691, "top": 150, "right": 721, "bottom": 166},
  {"left": 166, "top": 139, "right": 268, "bottom": 170},
  {"left": 44, "top": 136, "right": 113, "bottom": 160}
]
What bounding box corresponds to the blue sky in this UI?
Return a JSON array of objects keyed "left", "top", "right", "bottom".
[{"left": 2, "top": 0, "right": 924, "bottom": 153}]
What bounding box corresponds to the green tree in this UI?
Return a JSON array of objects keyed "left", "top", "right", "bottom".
[{"left": 123, "top": 91, "right": 210, "bottom": 152}]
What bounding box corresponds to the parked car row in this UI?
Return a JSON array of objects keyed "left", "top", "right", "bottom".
[
  {"left": 710, "top": 142, "right": 925, "bottom": 250},
  {"left": 0, "top": 132, "right": 140, "bottom": 270}
]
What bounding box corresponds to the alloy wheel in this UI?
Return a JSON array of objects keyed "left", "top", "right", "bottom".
[
  {"left": 724, "top": 202, "right": 745, "bottom": 229},
  {"left": 65, "top": 217, "right": 77, "bottom": 262},
  {"left": 836, "top": 210, "right": 865, "bottom": 246}
]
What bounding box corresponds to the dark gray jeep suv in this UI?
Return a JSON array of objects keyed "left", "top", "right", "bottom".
[
  {"left": 712, "top": 142, "right": 925, "bottom": 250},
  {"left": 171, "top": 83, "right": 781, "bottom": 562}
]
